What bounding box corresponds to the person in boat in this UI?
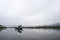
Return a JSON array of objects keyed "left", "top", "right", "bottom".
[
  {"left": 18, "top": 25, "right": 22, "bottom": 28},
  {"left": 18, "top": 25, "right": 22, "bottom": 30},
  {"left": 15, "top": 25, "right": 23, "bottom": 33}
]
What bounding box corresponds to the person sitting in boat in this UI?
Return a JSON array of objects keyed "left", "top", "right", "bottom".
[
  {"left": 15, "top": 25, "right": 23, "bottom": 33},
  {"left": 18, "top": 25, "right": 22, "bottom": 30},
  {"left": 18, "top": 25, "right": 22, "bottom": 28}
]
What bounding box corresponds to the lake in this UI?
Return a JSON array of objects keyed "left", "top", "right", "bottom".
[{"left": 0, "top": 28, "right": 60, "bottom": 40}]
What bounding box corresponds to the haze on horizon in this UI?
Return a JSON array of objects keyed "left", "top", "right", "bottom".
[{"left": 0, "top": 0, "right": 60, "bottom": 26}]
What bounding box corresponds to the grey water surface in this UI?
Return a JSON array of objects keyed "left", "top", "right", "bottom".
[{"left": 0, "top": 28, "right": 60, "bottom": 40}]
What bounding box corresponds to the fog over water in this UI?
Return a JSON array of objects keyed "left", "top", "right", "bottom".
[{"left": 0, "top": 0, "right": 60, "bottom": 26}]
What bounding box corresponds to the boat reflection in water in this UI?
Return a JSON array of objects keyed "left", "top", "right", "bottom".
[
  {"left": 15, "top": 25, "right": 23, "bottom": 33},
  {"left": 15, "top": 28, "right": 23, "bottom": 33}
]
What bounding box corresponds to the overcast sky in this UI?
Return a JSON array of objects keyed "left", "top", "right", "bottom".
[{"left": 0, "top": 0, "right": 60, "bottom": 26}]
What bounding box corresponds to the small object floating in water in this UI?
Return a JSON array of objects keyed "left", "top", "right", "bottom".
[{"left": 16, "top": 25, "right": 22, "bottom": 30}]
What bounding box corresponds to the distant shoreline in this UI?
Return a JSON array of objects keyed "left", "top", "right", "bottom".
[
  {"left": 0, "top": 26, "right": 60, "bottom": 29},
  {"left": 5, "top": 26, "right": 60, "bottom": 29}
]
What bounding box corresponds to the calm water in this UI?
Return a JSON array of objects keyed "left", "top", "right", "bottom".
[{"left": 0, "top": 28, "right": 60, "bottom": 40}]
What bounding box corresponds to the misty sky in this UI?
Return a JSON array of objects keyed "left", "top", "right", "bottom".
[{"left": 0, "top": 0, "right": 60, "bottom": 26}]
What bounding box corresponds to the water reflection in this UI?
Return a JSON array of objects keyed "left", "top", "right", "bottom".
[
  {"left": 0, "top": 27, "right": 7, "bottom": 32},
  {"left": 15, "top": 27, "right": 23, "bottom": 33},
  {"left": 0, "top": 27, "right": 60, "bottom": 40}
]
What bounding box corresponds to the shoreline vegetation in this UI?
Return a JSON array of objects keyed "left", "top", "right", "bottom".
[
  {"left": 0, "top": 25, "right": 7, "bottom": 28},
  {"left": 0, "top": 25, "right": 60, "bottom": 29},
  {"left": 22, "top": 26, "right": 60, "bottom": 29},
  {"left": 0, "top": 25, "right": 7, "bottom": 32}
]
